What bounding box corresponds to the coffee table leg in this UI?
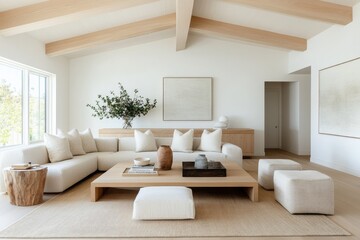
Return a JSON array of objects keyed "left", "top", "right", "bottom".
[
  {"left": 244, "top": 185, "right": 258, "bottom": 202},
  {"left": 91, "top": 186, "right": 103, "bottom": 202}
]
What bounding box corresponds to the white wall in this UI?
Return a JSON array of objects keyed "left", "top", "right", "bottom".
[
  {"left": 282, "top": 76, "right": 311, "bottom": 155},
  {"left": 265, "top": 77, "right": 310, "bottom": 156},
  {"left": 0, "top": 34, "right": 69, "bottom": 131},
  {"left": 282, "top": 82, "right": 299, "bottom": 154},
  {"left": 69, "top": 35, "right": 295, "bottom": 156},
  {"left": 298, "top": 75, "right": 311, "bottom": 155},
  {"left": 288, "top": 3, "right": 360, "bottom": 176}
]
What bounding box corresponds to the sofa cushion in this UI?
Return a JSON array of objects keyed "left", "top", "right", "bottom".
[
  {"left": 174, "top": 151, "right": 224, "bottom": 162},
  {"left": 79, "top": 128, "right": 98, "bottom": 153},
  {"left": 171, "top": 129, "right": 194, "bottom": 153},
  {"left": 97, "top": 151, "right": 136, "bottom": 171},
  {"left": 22, "top": 144, "right": 50, "bottom": 165},
  {"left": 155, "top": 138, "right": 172, "bottom": 147},
  {"left": 119, "top": 137, "right": 135, "bottom": 151},
  {"left": 58, "top": 129, "right": 86, "bottom": 156},
  {"left": 134, "top": 130, "right": 157, "bottom": 152},
  {"left": 43, "top": 154, "right": 97, "bottom": 193},
  {"left": 95, "top": 138, "right": 118, "bottom": 152},
  {"left": 96, "top": 150, "right": 226, "bottom": 171},
  {"left": 197, "top": 129, "right": 222, "bottom": 152},
  {"left": 44, "top": 133, "right": 73, "bottom": 163}
]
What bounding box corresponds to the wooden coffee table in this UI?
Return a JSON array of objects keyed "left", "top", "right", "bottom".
[{"left": 91, "top": 160, "right": 258, "bottom": 202}]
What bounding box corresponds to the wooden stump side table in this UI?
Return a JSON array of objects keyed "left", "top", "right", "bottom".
[{"left": 3, "top": 166, "right": 47, "bottom": 206}]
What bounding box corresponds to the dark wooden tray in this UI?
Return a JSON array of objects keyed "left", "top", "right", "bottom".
[{"left": 182, "top": 161, "right": 226, "bottom": 177}]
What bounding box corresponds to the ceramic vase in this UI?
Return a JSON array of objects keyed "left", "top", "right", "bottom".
[
  {"left": 157, "top": 145, "right": 173, "bottom": 170},
  {"left": 195, "top": 154, "right": 208, "bottom": 169}
]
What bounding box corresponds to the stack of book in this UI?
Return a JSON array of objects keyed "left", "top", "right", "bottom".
[
  {"left": 11, "top": 163, "right": 40, "bottom": 170},
  {"left": 127, "top": 163, "right": 158, "bottom": 175}
]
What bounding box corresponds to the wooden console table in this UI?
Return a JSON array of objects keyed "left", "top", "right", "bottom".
[{"left": 99, "top": 128, "right": 254, "bottom": 157}]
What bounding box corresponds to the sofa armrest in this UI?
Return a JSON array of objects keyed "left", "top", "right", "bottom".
[
  {"left": 221, "top": 143, "right": 243, "bottom": 166},
  {"left": 95, "top": 138, "right": 118, "bottom": 152},
  {"left": 0, "top": 149, "right": 26, "bottom": 192},
  {"left": 0, "top": 144, "right": 49, "bottom": 192}
]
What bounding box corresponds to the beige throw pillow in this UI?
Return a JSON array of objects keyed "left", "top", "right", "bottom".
[
  {"left": 79, "top": 128, "right": 98, "bottom": 153},
  {"left": 134, "top": 130, "right": 157, "bottom": 152},
  {"left": 171, "top": 129, "right": 194, "bottom": 152},
  {"left": 197, "top": 129, "right": 222, "bottom": 152},
  {"left": 58, "top": 129, "right": 86, "bottom": 156},
  {"left": 44, "top": 133, "right": 73, "bottom": 163}
]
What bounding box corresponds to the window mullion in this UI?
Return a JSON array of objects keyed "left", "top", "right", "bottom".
[
  {"left": 38, "top": 77, "right": 41, "bottom": 140},
  {"left": 22, "top": 70, "right": 29, "bottom": 145}
]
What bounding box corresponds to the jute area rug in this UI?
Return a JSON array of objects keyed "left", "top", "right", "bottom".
[{"left": 0, "top": 174, "right": 350, "bottom": 239}]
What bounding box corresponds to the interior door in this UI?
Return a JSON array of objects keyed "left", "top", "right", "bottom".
[{"left": 265, "top": 89, "right": 280, "bottom": 148}]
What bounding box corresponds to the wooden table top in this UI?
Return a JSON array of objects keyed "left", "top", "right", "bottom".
[{"left": 91, "top": 160, "right": 258, "bottom": 188}]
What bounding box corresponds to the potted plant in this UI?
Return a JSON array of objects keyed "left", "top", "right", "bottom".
[{"left": 87, "top": 83, "right": 157, "bottom": 128}]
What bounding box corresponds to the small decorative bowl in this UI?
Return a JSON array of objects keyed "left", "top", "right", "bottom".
[{"left": 133, "top": 157, "right": 151, "bottom": 166}]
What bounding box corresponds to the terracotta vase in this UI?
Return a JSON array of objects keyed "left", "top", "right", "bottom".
[{"left": 157, "top": 145, "right": 173, "bottom": 170}]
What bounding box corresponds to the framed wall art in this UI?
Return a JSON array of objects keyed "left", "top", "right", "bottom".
[
  {"left": 319, "top": 57, "right": 360, "bottom": 138},
  {"left": 163, "top": 77, "right": 212, "bottom": 121}
]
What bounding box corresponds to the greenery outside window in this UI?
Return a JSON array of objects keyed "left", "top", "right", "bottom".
[{"left": 0, "top": 57, "right": 54, "bottom": 148}]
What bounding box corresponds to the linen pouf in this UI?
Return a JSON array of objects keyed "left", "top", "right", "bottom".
[
  {"left": 132, "top": 186, "right": 195, "bottom": 220},
  {"left": 258, "top": 159, "right": 302, "bottom": 190},
  {"left": 274, "top": 170, "right": 334, "bottom": 214}
]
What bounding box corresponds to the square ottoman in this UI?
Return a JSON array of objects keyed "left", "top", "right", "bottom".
[
  {"left": 132, "top": 186, "right": 195, "bottom": 220},
  {"left": 258, "top": 159, "right": 302, "bottom": 190},
  {"left": 274, "top": 170, "right": 334, "bottom": 214}
]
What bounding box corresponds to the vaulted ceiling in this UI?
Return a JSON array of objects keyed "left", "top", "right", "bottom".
[{"left": 0, "top": 0, "right": 358, "bottom": 58}]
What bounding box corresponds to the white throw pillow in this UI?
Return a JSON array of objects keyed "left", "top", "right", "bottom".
[
  {"left": 79, "top": 128, "right": 98, "bottom": 153},
  {"left": 197, "top": 129, "right": 222, "bottom": 152},
  {"left": 171, "top": 129, "right": 194, "bottom": 152},
  {"left": 134, "top": 130, "right": 157, "bottom": 152},
  {"left": 58, "top": 129, "right": 86, "bottom": 156},
  {"left": 44, "top": 133, "right": 73, "bottom": 163}
]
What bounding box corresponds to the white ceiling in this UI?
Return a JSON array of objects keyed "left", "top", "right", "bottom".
[{"left": 1, "top": 0, "right": 359, "bottom": 57}]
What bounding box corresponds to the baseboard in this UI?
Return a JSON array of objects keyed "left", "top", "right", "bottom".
[{"left": 311, "top": 157, "right": 360, "bottom": 177}]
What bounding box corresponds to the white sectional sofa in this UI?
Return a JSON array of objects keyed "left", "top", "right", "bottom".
[{"left": 0, "top": 137, "right": 242, "bottom": 193}]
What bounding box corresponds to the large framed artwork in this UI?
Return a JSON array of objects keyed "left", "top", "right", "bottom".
[
  {"left": 319, "top": 57, "right": 360, "bottom": 139},
  {"left": 163, "top": 77, "right": 212, "bottom": 121}
]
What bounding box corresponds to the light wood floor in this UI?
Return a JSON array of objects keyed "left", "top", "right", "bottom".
[{"left": 1, "top": 149, "right": 359, "bottom": 240}]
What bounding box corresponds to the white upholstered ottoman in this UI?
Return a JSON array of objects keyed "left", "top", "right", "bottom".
[
  {"left": 258, "top": 159, "right": 302, "bottom": 190},
  {"left": 132, "top": 186, "right": 195, "bottom": 220},
  {"left": 274, "top": 170, "right": 334, "bottom": 214}
]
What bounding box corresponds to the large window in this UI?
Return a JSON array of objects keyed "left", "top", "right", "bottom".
[
  {"left": 29, "top": 73, "right": 47, "bottom": 142},
  {"left": 0, "top": 57, "right": 53, "bottom": 148}
]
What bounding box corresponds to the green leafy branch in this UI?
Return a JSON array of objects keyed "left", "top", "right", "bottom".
[{"left": 86, "top": 83, "right": 157, "bottom": 128}]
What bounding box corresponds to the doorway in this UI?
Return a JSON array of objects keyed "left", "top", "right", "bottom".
[
  {"left": 265, "top": 83, "right": 281, "bottom": 148},
  {"left": 264, "top": 77, "right": 311, "bottom": 155}
]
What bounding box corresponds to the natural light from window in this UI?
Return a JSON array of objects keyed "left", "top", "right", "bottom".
[{"left": 0, "top": 58, "right": 53, "bottom": 148}]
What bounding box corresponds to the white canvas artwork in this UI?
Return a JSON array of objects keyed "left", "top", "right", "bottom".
[
  {"left": 163, "top": 77, "right": 212, "bottom": 121},
  {"left": 319, "top": 58, "right": 360, "bottom": 138}
]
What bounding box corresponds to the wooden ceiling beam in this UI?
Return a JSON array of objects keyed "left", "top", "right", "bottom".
[
  {"left": 224, "top": 0, "right": 352, "bottom": 25},
  {"left": 0, "top": 0, "right": 158, "bottom": 36},
  {"left": 190, "top": 16, "right": 307, "bottom": 51},
  {"left": 46, "top": 14, "right": 176, "bottom": 57},
  {"left": 176, "top": 0, "right": 194, "bottom": 51}
]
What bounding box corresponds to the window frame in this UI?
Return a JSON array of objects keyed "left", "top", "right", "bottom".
[
  {"left": 28, "top": 71, "right": 49, "bottom": 144},
  {"left": 0, "top": 56, "right": 55, "bottom": 149}
]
